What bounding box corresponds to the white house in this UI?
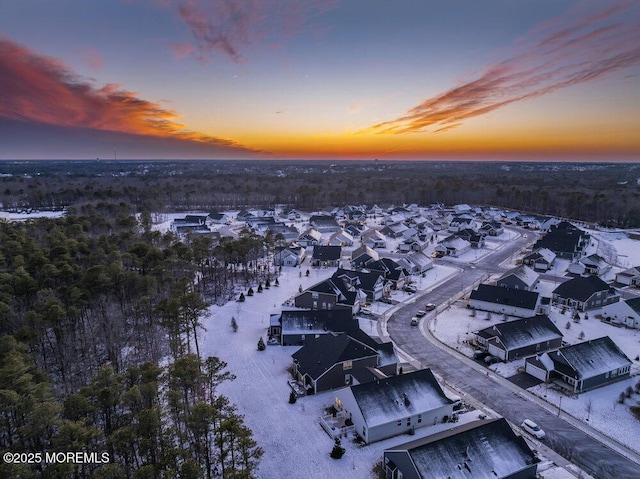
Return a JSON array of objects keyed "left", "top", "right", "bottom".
[
  {"left": 602, "top": 298, "right": 640, "bottom": 329},
  {"left": 616, "top": 266, "right": 640, "bottom": 286},
  {"left": 328, "top": 230, "right": 354, "bottom": 247},
  {"left": 335, "top": 369, "right": 456, "bottom": 444}
]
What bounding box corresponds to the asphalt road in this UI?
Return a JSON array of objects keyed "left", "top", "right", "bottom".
[{"left": 386, "top": 228, "right": 640, "bottom": 479}]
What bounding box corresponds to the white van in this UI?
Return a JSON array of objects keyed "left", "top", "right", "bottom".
[{"left": 521, "top": 419, "right": 545, "bottom": 439}]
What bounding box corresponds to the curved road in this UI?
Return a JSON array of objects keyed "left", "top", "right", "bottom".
[{"left": 386, "top": 229, "right": 640, "bottom": 479}]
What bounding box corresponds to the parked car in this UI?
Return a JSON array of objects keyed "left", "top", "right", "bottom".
[
  {"left": 521, "top": 419, "right": 545, "bottom": 439},
  {"left": 425, "top": 303, "right": 436, "bottom": 311},
  {"left": 360, "top": 307, "right": 373, "bottom": 316},
  {"left": 484, "top": 355, "right": 500, "bottom": 364},
  {"left": 473, "top": 351, "right": 490, "bottom": 361},
  {"left": 415, "top": 310, "right": 426, "bottom": 318},
  {"left": 404, "top": 285, "right": 417, "bottom": 293}
]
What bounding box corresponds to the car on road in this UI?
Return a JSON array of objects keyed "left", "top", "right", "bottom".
[
  {"left": 415, "top": 310, "right": 426, "bottom": 318},
  {"left": 425, "top": 303, "right": 436, "bottom": 311},
  {"left": 410, "top": 316, "right": 419, "bottom": 326},
  {"left": 521, "top": 419, "right": 545, "bottom": 439}
]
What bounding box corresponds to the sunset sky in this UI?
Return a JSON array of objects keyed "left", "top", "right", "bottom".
[{"left": 1, "top": 0, "right": 639, "bottom": 161}]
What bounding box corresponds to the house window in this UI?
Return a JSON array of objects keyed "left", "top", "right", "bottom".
[
  {"left": 397, "top": 420, "right": 402, "bottom": 426},
  {"left": 343, "top": 361, "right": 353, "bottom": 370},
  {"left": 312, "top": 292, "right": 319, "bottom": 299},
  {"left": 417, "top": 414, "right": 422, "bottom": 423},
  {"left": 406, "top": 418, "right": 411, "bottom": 426}
]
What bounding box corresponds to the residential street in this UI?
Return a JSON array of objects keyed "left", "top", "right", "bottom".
[{"left": 386, "top": 229, "right": 640, "bottom": 479}]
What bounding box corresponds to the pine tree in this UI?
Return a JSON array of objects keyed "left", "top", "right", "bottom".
[
  {"left": 257, "top": 337, "right": 266, "bottom": 351},
  {"left": 231, "top": 317, "right": 238, "bottom": 332},
  {"left": 330, "top": 437, "right": 345, "bottom": 459},
  {"left": 288, "top": 390, "right": 297, "bottom": 404}
]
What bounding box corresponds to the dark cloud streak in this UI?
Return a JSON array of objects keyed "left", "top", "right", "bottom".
[{"left": 169, "top": 0, "right": 336, "bottom": 62}]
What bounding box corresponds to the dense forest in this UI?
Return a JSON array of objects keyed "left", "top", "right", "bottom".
[
  {"left": 1, "top": 160, "right": 639, "bottom": 227},
  {"left": 0, "top": 202, "right": 267, "bottom": 478}
]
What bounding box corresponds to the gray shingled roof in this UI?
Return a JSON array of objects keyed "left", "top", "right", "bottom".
[
  {"left": 470, "top": 284, "right": 539, "bottom": 310},
  {"left": 350, "top": 369, "right": 452, "bottom": 428},
  {"left": 476, "top": 315, "right": 563, "bottom": 351},
  {"left": 292, "top": 334, "right": 377, "bottom": 379},
  {"left": 552, "top": 275, "right": 610, "bottom": 302},
  {"left": 552, "top": 336, "right": 631, "bottom": 380},
  {"left": 401, "top": 418, "right": 537, "bottom": 479}
]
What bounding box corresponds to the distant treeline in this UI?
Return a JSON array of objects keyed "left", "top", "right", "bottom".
[{"left": 1, "top": 160, "right": 639, "bottom": 227}]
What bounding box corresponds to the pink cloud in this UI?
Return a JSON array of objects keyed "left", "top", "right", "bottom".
[
  {"left": 82, "top": 48, "right": 104, "bottom": 70},
  {"left": 167, "top": 0, "right": 336, "bottom": 62},
  {"left": 364, "top": 2, "right": 640, "bottom": 135},
  {"left": 169, "top": 42, "right": 195, "bottom": 60},
  {"left": 0, "top": 37, "right": 256, "bottom": 152}
]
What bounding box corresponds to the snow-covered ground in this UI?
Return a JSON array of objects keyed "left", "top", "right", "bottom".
[
  {"left": 184, "top": 214, "right": 640, "bottom": 478},
  {"left": 196, "top": 258, "right": 597, "bottom": 478},
  {"left": 8, "top": 209, "right": 638, "bottom": 476},
  {"left": 0, "top": 210, "right": 66, "bottom": 220},
  {"left": 198, "top": 264, "right": 475, "bottom": 478},
  {"left": 431, "top": 296, "right": 640, "bottom": 458}
]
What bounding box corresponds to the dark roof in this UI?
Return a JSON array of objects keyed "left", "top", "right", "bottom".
[
  {"left": 333, "top": 268, "right": 383, "bottom": 292},
  {"left": 454, "top": 228, "right": 483, "bottom": 242},
  {"left": 350, "top": 369, "right": 453, "bottom": 427},
  {"left": 550, "top": 336, "right": 632, "bottom": 380},
  {"left": 183, "top": 215, "right": 207, "bottom": 223},
  {"left": 309, "top": 215, "right": 339, "bottom": 226},
  {"left": 627, "top": 297, "right": 640, "bottom": 315},
  {"left": 534, "top": 224, "right": 586, "bottom": 255},
  {"left": 552, "top": 275, "right": 610, "bottom": 301},
  {"left": 399, "top": 418, "right": 537, "bottom": 479},
  {"left": 470, "top": 284, "right": 539, "bottom": 310},
  {"left": 312, "top": 245, "right": 342, "bottom": 261},
  {"left": 476, "top": 315, "right": 563, "bottom": 350},
  {"left": 365, "top": 258, "right": 405, "bottom": 281},
  {"left": 292, "top": 334, "right": 377, "bottom": 379},
  {"left": 303, "top": 277, "right": 358, "bottom": 306},
  {"left": 280, "top": 309, "right": 358, "bottom": 334}
]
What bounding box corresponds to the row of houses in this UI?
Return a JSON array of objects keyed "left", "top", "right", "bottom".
[
  {"left": 469, "top": 265, "right": 620, "bottom": 318},
  {"left": 472, "top": 314, "right": 632, "bottom": 394}
]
